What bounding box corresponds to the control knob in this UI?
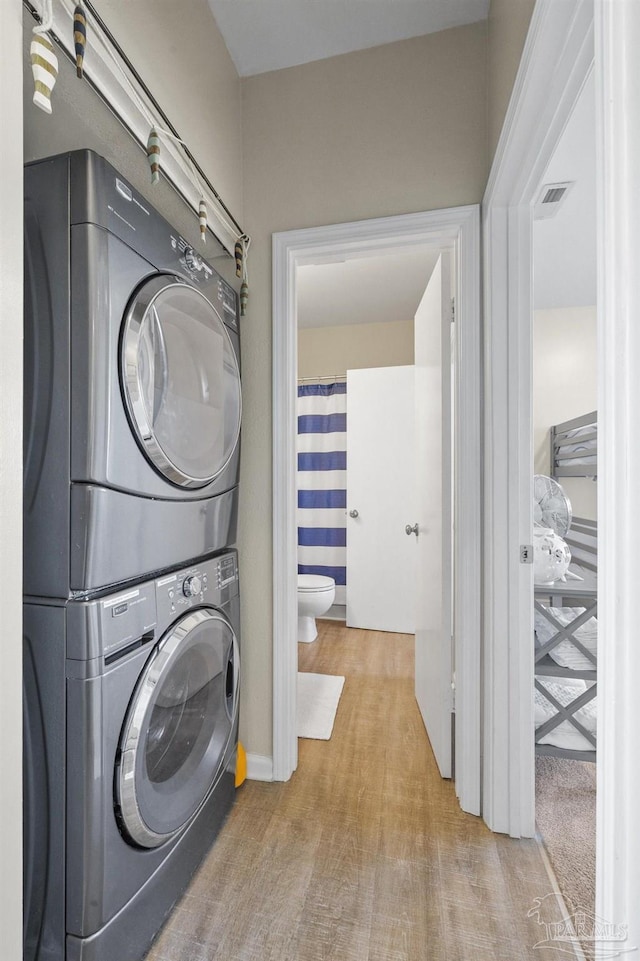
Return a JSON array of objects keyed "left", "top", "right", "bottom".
[
  {"left": 184, "top": 246, "right": 203, "bottom": 272},
  {"left": 183, "top": 574, "right": 202, "bottom": 597}
]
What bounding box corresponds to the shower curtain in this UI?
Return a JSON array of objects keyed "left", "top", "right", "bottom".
[{"left": 297, "top": 381, "right": 347, "bottom": 605}]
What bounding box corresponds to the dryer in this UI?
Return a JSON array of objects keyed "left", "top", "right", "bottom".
[
  {"left": 23, "top": 550, "right": 240, "bottom": 961},
  {"left": 24, "top": 150, "right": 242, "bottom": 596}
]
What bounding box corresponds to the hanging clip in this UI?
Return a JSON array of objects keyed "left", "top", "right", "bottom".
[
  {"left": 238, "top": 235, "right": 251, "bottom": 317},
  {"left": 32, "top": 0, "right": 53, "bottom": 34}
]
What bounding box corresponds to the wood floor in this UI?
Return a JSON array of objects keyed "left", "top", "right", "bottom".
[{"left": 146, "top": 621, "right": 565, "bottom": 961}]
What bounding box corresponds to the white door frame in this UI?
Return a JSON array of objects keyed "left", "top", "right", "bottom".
[
  {"left": 485, "top": 0, "right": 640, "bottom": 946},
  {"left": 595, "top": 3, "right": 640, "bottom": 944},
  {"left": 482, "top": 0, "right": 594, "bottom": 840},
  {"left": 272, "top": 205, "right": 482, "bottom": 816}
]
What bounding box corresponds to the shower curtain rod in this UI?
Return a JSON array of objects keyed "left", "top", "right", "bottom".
[{"left": 297, "top": 374, "right": 347, "bottom": 383}]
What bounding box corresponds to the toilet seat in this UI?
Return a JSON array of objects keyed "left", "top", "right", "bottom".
[{"left": 297, "top": 574, "right": 335, "bottom": 593}]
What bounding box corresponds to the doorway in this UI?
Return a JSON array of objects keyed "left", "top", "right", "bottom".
[
  {"left": 295, "top": 244, "right": 440, "bottom": 634},
  {"left": 272, "top": 206, "right": 481, "bottom": 816},
  {"left": 482, "top": 0, "right": 595, "bottom": 841},
  {"left": 294, "top": 247, "right": 454, "bottom": 777},
  {"left": 483, "top": 0, "right": 640, "bottom": 947},
  {"left": 531, "top": 69, "right": 598, "bottom": 918}
]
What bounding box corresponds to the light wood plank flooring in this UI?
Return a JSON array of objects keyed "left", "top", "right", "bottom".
[{"left": 146, "top": 621, "right": 563, "bottom": 961}]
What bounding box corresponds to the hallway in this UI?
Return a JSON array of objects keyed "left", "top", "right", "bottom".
[{"left": 147, "top": 621, "right": 565, "bottom": 960}]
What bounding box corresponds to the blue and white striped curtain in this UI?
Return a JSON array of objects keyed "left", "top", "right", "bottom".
[{"left": 297, "top": 381, "right": 347, "bottom": 605}]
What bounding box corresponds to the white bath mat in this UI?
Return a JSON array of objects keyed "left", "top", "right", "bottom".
[{"left": 297, "top": 672, "right": 345, "bottom": 740}]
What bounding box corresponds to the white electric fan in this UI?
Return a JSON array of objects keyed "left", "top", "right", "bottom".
[{"left": 533, "top": 474, "right": 572, "bottom": 537}]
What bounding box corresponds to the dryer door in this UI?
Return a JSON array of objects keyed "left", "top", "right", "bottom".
[
  {"left": 121, "top": 275, "right": 241, "bottom": 488},
  {"left": 116, "top": 608, "right": 239, "bottom": 848}
]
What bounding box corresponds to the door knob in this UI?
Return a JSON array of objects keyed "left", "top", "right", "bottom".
[
  {"left": 349, "top": 509, "right": 359, "bottom": 518},
  {"left": 405, "top": 523, "right": 419, "bottom": 536}
]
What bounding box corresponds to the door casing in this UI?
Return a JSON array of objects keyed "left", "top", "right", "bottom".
[
  {"left": 482, "top": 0, "right": 594, "bottom": 840},
  {"left": 272, "top": 205, "right": 481, "bottom": 816},
  {"left": 484, "top": 0, "right": 640, "bottom": 948}
]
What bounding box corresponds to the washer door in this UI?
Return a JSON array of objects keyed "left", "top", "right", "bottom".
[
  {"left": 116, "top": 608, "right": 240, "bottom": 848},
  {"left": 121, "top": 275, "right": 241, "bottom": 488}
]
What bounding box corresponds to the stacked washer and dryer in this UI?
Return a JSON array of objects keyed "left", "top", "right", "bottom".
[{"left": 23, "top": 151, "right": 243, "bottom": 961}]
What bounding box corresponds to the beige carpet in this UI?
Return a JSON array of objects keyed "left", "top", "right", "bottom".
[{"left": 535, "top": 756, "right": 596, "bottom": 919}]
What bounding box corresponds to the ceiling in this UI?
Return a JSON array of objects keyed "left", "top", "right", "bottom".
[
  {"left": 203, "top": 0, "right": 593, "bottom": 315},
  {"left": 208, "top": 0, "right": 490, "bottom": 77},
  {"left": 297, "top": 247, "right": 439, "bottom": 329}
]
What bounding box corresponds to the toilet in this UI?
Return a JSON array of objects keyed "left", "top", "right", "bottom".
[{"left": 297, "top": 574, "right": 336, "bottom": 643}]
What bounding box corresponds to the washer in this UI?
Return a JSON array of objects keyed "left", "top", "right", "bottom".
[
  {"left": 23, "top": 550, "right": 240, "bottom": 961},
  {"left": 24, "top": 150, "right": 242, "bottom": 597}
]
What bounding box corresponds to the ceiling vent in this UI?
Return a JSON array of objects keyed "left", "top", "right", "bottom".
[{"left": 534, "top": 181, "right": 575, "bottom": 220}]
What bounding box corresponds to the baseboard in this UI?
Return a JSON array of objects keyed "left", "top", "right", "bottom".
[
  {"left": 246, "top": 753, "right": 274, "bottom": 781},
  {"left": 320, "top": 604, "right": 346, "bottom": 622}
]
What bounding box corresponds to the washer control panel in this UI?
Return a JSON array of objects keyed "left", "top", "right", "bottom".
[
  {"left": 216, "top": 553, "right": 237, "bottom": 589},
  {"left": 182, "top": 574, "right": 202, "bottom": 597},
  {"left": 155, "top": 551, "right": 238, "bottom": 619}
]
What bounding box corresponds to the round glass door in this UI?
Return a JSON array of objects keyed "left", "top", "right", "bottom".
[
  {"left": 116, "top": 609, "right": 239, "bottom": 848},
  {"left": 121, "top": 275, "right": 241, "bottom": 488}
]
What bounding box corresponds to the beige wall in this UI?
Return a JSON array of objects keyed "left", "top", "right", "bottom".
[
  {"left": 240, "top": 23, "right": 488, "bottom": 757},
  {"left": 23, "top": 0, "right": 243, "bottom": 265},
  {"left": 487, "top": 0, "right": 536, "bottom": 161},
  {"left": 533, "top": 307, "right": 597, "bottom": 520},
  {"left": 298, "top": 321, "right": 414, "bottom": 379},
  {"left": 98, "top": 0, "right": 243, "bottom": 219}
]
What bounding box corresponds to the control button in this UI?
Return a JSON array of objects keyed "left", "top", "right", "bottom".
[
  {"left": 183, "top": 574, "right": 202, "bottom": 597},
  {"left": 184, "top": 246, "right": 203, "bottom": 272},
  {"left": 168, "top": 589, "right": 174, "bottom": 599}
]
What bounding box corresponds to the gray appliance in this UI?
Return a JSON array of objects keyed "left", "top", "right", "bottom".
[
  {"left": 24, "top": 150, "right": 242, "bottom": 597},
  {"left": 23, "top": 550, "right": 240, "bottom": 961}
]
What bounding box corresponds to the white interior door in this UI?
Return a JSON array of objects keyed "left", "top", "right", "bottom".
[
  {"left": 414, "top": 254, "right": 454, "bottom": 778},
  {"left": 346, "top": 366, "right": 416, "bottom": 633}
]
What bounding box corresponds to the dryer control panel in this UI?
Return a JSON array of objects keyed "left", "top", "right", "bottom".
[
  {"left": 216, "top": 277, "right": 239, "bottom": 331},
  {"left": 63, "top": 151, "right": 240, "bottom": 332},
  {"left": 155, "top": 551, "right": 239, "bottom": 620}
]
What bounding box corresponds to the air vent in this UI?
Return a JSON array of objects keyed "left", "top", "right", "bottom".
[
  {"left": 534, "top": 181, "right": 575, "bottom": 220},
  {"left": 542, "top": 186, "right": 566, "bottom": 204}
]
